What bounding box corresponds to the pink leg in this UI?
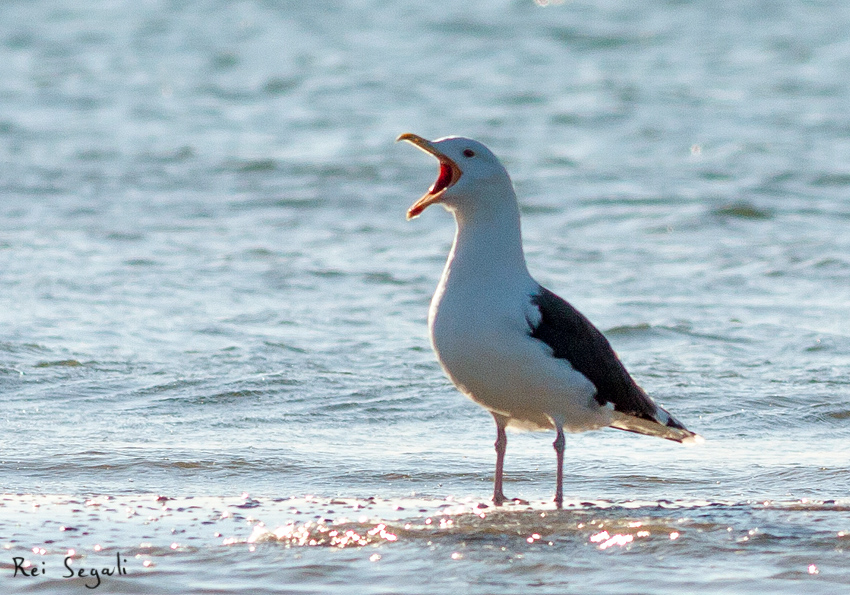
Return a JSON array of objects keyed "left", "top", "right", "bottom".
[
  {"left": 553, "top": 427, "right": 565, "bottom": 508},
  {"left": 492, "top": 414, "right": 507, "bottom": 505}
]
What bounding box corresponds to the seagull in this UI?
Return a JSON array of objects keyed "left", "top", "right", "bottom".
[{"left": 398, "top": 133, "right": 701, "bottom": 508}]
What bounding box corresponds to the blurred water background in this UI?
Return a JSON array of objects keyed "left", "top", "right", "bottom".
[{"left": 1, "top": 0, "right": 849, "bottom": 592}]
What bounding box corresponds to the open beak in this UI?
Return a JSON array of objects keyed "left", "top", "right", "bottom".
[{"left": 397, "top": 133, "right": 462, "bottom": 220}]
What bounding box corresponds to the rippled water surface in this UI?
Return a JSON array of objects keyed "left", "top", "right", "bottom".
[{"left": 2, "top": 0, "right": 850, "bottom": 592}]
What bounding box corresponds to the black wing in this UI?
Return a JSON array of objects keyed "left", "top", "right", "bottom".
[{"left": 529, "top": 285, "right": 684, "bottom": 429}]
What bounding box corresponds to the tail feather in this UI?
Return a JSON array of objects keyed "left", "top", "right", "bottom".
[{"left": 609, "top": 410, "right": 703, "bottom": 444}]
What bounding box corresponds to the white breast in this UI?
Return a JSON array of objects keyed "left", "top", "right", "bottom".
[{"left": 428, "top": 260, "right": 609, "bottom": 433}]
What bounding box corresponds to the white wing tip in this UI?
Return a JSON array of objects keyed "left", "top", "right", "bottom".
[{"left": 681, "top": 433, "right": 705, "bottom": 446}]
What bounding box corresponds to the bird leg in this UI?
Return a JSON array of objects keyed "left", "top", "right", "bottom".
[
  {"left": 492, "top": 415, "right": 508, "bottom": 505},
  {"left": 553, "top": 426, "right": 565, "bottom": 508}
]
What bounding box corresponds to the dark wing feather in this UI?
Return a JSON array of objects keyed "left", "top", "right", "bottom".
[{"left": 529, "top": 286, "right": 680, "bottom": 427}]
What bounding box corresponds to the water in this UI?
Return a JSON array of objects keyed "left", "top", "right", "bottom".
[{"left": 1, "top": 0, "right": 849, "bottom": 592}]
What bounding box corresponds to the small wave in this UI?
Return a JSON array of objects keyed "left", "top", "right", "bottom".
[
  {"left": 362, "top": 271, "right": 407, "bottom": 286},
  {"left": 209, "top": 495, "right": 850, "bottom": 552},
  {"left": 810, "top": 172, "right": 850, "bottom": 187},
  {"left": 229, "top": 159, "right": 278, "bottom": 173},
  {"left": 604, "top": 322, "right": 654, "bottom": 337},
  {"left": 712, "top": 202, "right": 773, "bottom": 220},
  {"left": 33, "top": 359, "right": 84, "bottom": 368},
  {"left": 548, "top": 26, "right": 644, "bottom": 50},
  {"left": 0, "top": 341, "right": 50, "bottom": 356}
]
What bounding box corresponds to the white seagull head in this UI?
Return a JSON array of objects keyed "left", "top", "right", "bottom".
[{"left": 397, "top": 133, "right": 512, "bottom": 221}]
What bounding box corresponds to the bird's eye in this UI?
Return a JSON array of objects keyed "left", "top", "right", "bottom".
[{"left": 463, "top": 149, "right": 476, "bottom": 158}]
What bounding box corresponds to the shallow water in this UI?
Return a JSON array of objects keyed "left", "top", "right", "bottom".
[
  {"left": 3, "top": 495, "right": 849, "bottom": 594},
  {"left": 2, "top": 0, "right": 850, "bottom": 592}
]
